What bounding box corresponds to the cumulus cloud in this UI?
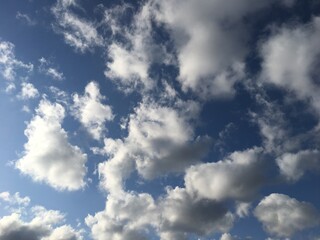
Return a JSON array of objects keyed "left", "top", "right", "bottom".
[
  {"left": 261, "top": 16, "right": 320, "bottom": 115},
  {"left": 0, "top": 192, "right": 83, "bottom": 240},
  {"left": 185, "top": 147, "right": 265, "bottom": 202},
  {"left": 52, "top": 0, "right": 103, "bottom": 52},
  {"left": 151, "top": 0, "right": 295, "bottom": 99},
  {"left": 254, "top": 193, "right": 320, "bottom": 237},
  {"left": 72, "top": 81, "right": 114, "bottom": 140},
  {"left": 18, "top": 82, "right": 39, "bottom": 99},
  {"left": 103, "top": 2, "right": 172, "bottom": 92},
  {"left": 15, "top": 99, "right": 87, "bottom": 191},
  {"left": 159, "top": 187, "right": 234, "bottom": 239},
  {"left": 97, "top": 98, "right": 210, "bottom": 193},
  {"left": 0, "top": 192, "right": 30, "bottom": 207},
  {"left": 220, "top": 233, "right": 235, "bottom": 240},
  {"left": 276, "top": 149, "right": 320, "bottom": 182},
  {"left": 0, "top": 40, "right": 33, "bottom": 80},
  {"left": 86, "top": 192, "right": 157, "bottom": 240}
]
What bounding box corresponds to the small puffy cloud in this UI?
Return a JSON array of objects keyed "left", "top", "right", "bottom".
[
  {"left": 276, "top": 149, "right": 320, "bottom": 182},
  {"left": 18, "top": 82, "right": 39, "bottom": 100},
  {"left": 38, "top": 57, "right": 64, "bottom": 81},
  {"left": 260, "top": 17, "right": 320, "bottom": 115},
  {"left": 236, "top": 202, "right": 251, "bottom": 218},
  {"left": 220, "top": 233, "right": 235, "bottom": 240},
  {"left": 0, "top": 192, "right": 30, "bottom": 207},
  {"left": 0, "top": 40, "right": 33, "bottom": 80},
  {"left": 15, "top": 99, "right": 87, "bottom": 191},
  {"left": 185, "top": 147, "right": 265, "bottom": 202},
  {"left": 0, "top": 193, "right": 83, "bottom": 240},
  {"left": 52, "top": 0, "right": 103, "bottom": 52},
  {"left": 86, "top": 192, "right": 157, "bottom": 240},
  {"left": 159, "top": 187, "right": 234, "bottom": 239},
  {"left": 72, "top": 81, "right": 114, "bottom": 140},
  {"left": 254, "top": 193, "right": 320, "bottom": 237}
]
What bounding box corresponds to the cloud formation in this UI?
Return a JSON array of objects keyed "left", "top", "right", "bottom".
[
  {"left": 0, "top": 40, "right": 33, "bottom": 81},
  {"left": 261, "top": 17, "right": 320, "bottom": 114},
  {"left": 52, "top": 0, "right": 103, "bottom": 52},
  {"left": 0, "top": 192, "right": 83, "bottom": 240},
  {"left": 15, "top": 99, "right": 87, "bottom": 191},
  {"left": 254, "top": 193, "right": 320, "bottom": 237},
  {"left": 72, "top": 81, "right": 114, "bottom": 140}
]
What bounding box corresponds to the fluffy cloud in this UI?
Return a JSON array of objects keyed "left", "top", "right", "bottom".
[
  {"left": 261, "top": 16, "right": 320, "bottom": 114},
  {"left": 97, "top": 99, "right": 210, "bottom": 193},
  {"left": 159, "top": 187, "right": 234, "bottom": 239},
  {"left": 85, "top": 192, "right": 157, "bottom": 240},
  {"left": 254, "top": 193, "right": 320, "bottom": 237},
  {"left": 151, "top": 0, "right": 294, "bottom": 99},
  {"left": 220, "top": 233, "right": 235, "bottom": 240},
  {"left": 52, "top": 0, "right": 103, "bottom": 52},
  {"left": 185, "top": 148, "right": 265, "bottom": 202},
  {"left": 0, "top": 192, "right": 83, "bottom": 240},
  {"left": 72, "top": 81, "right": 114, "bottom": 140},
  {"left": 276, "top": 149, "right": 320, "bottom": 182},
  {"left": 0, "top": 40, "right": 33, "bottom": 81},
  {"left": 104, "top": 2, "right": 170, "bottom": 92},
  {"left": 18, "top": 82, "right": 39, "bottom": 99},
  {"left": 15, "top": 99, "right": 87, "bottom": 191},
  {"left": 0, "top": 192, "right": 30, "bottom": 207}
]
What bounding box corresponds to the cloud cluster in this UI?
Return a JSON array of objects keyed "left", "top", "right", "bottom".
[
  {"left": 72, "top": 81, "right": 114, "bottom": 140},
  {"left": 15, "top": 99, "right": 87, "bottom": 191},
  {"left": 0, "top": 192, "right": 83, "bottom": 240}
]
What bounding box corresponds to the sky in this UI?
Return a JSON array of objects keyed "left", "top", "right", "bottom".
[{"left": 0, "top": 0, "right": 320, "bottom": 239}]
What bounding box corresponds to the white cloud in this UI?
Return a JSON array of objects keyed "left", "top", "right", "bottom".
[
  {"left": 152, "top": 0, "right": 293, "bottom": 99},
  {"left": 0, "top": 40, "right": 33, "bottom": 81},
  {"left": 254, "top": 193, "right": 320, "bottom": 237},
  {"left": 159, "top": 187, "right": 234, "bottom": 239},
  {"left": 0, "top": 192, "right": 83, "bottom": 240},
  {"left": 19, "top": 82, "right": 39, "bottom": 99},
  {"left": 103, "top": 2, "right": 174, "bottom": 93},
  {"left": 220, "top": 233, "right": 235, "bottom": 240},
  {"left": 52, "top": 0, "right": 103, "bottom": 52},
  {"left": 97, "top": 99, "right": 210, "bottom": 193},
  {"left": 235, "top": 202, "right": 251, "bottom": 218},
  {"left": 260, "top": 16, "right": 320, "bottom": 115},
  {"left": 38, "top": 57, "right": 64, "bottom": 81},
  {"left": 276, "top": 149, "right": 320, "bottom": 182},
  {"left": 15, "top": 99, "right": 87, "bottom": 191},
  {"left": 0, "top": 192, "right": 30, "bottom": 207},
  {"left": 72, "top": 81, "right": 114, "bottom": 140},
  {"left": 85, "top": 192, "right": 157, "bottom": 240},
  {"left": 185, "top": 147, "right": 265, "bottom": 202},
  {"left": 16, "top": 12, "right": 37, "bottom": 26}
]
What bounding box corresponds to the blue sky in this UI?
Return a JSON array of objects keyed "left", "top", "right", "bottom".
[{"left": 0, "top": 0, "right": 320, "bottom": 239}]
